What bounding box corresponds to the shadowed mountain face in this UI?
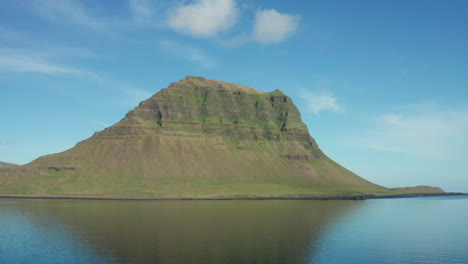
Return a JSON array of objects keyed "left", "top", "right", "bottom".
[{"left": 0, "top": 76, "right": 386, "bottom": 197}]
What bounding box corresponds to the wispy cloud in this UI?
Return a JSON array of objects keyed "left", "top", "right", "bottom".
[
  {"left": 159, "top": 39, "right": 217, "bottom": 68},
  {"left": 299, "top": 90, "right": 344, "bottom": 115},
  {"left": 221, "top": 34, "right": 251, "bottom": 47},
  {"left": 351, "top": 102, "right": 468, "bottom": 160},
  {"left": 129, "top": 0, "right": 154, "bottom": 22},
  {"left": 29, "top": 0, "right": 298, "bottom": 46},
  {"left": 114, "top": 83, "right": 153, "bottom": 106},
  {"left": 33, "top": 0, "right": 108, "bottom": 32},
  {"left": 0, "top": 46, "right": 150, "bottom": 105},
  {"left": 92, "top": 120, "right": 112, "bottom": 128},
  {"left": 128, "top": 0, "right": 170, "bottom": 28},
  {"left": 31, "top": 0, "right": 172, "bottom": 33},
  {"left": 0, "top": 26, "right": 27, "bottom": 42},
  {"left": 0, "top": 48, "right": 99, "bottom": 79},
  {"left": 167, "top": 0, "right": 239, "bottom": 37}
]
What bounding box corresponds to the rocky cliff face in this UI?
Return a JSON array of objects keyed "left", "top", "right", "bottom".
[
  {"left": 95, "top": 76, "right": 323, "bottom": 160},
  {"left": 0, "top": 76, "right": 386, "bottom": 197}
]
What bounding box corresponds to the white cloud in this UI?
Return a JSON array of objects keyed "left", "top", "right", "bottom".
[
  {"left": 33, "top": 0, "right": 107, "bottom": 32},
  {"left": 167, "top": 0, "right": 239, "bottom": 37},
  {"left": 31, "top": 1, "right": 297, "bottom": 45},
  {"left": 353, "top": 103, "right": 468, "bottom": 160},
  {"left": 253, "top": 9, "right": 298, "bottom": 44},
  {"left": 299, "top": 90, "right": 344, "bottom": 115},
  {"left": 0, "top": 48, "right": 99, "bottom": 79},
  {"left": 160, "top": 39, "right": 217, "bottom": 68}
]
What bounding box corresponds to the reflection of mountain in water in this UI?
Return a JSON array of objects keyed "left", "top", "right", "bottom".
[
  {"left": 0, "top": 202, "right": 119, "bottom": 264},
  {"left": 21, "top": 200, "right": 362, "bottom": 264}
]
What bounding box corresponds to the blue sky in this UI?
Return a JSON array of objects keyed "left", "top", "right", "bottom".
[{"left": 1, "top": 0, "right": 467, "bottom": 192}]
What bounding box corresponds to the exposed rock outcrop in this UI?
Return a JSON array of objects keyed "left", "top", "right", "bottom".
[{"left": 96, "top": 76, "right": 323, "bottom": 159}]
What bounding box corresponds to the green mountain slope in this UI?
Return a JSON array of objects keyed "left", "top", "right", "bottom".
[{"left": 0, "top": 77, "right": 439, "bottom": 197}]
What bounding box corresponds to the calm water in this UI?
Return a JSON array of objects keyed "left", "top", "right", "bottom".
[{"left": 0, "top": 196, "right": 467, "bottom": 264}]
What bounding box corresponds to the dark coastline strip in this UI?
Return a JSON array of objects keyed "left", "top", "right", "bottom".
[{"left": 0, "top": 193, "right": 465, "bottom": 201}]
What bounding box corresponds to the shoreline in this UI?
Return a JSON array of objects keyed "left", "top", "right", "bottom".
[{"left": 0, "top": 192, "right": 465, "bottom": 201}]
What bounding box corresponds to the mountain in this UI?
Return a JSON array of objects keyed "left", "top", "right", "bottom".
[
  {"left": 0, "top": 76, "right": 442, "bottom": 197},
  {"left": 0, "top": 162, "right": 17, "bottom": 168}
]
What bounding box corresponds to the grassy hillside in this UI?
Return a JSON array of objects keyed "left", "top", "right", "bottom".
[
  {"left": 0, "top": 77, "right": 442, "bottom": 197},
  {"left": 0, "top": 134, "right": 389, "bottom": 197}
]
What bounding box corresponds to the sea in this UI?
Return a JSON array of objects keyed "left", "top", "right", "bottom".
[{"left": 0, "top": 195, "right": 467, "bottom": 264}]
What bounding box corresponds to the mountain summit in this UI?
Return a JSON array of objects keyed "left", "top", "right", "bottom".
[{"left": 0, "top": 76, "right": 424, "bottom": 197}]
